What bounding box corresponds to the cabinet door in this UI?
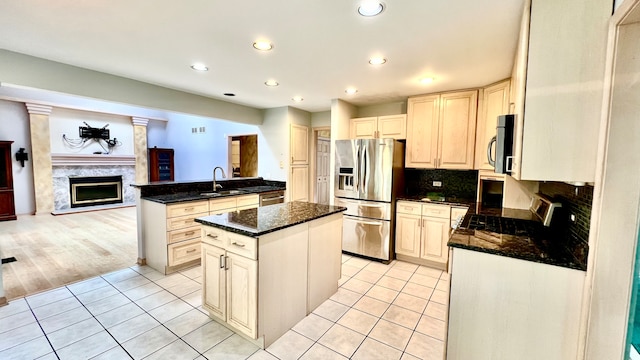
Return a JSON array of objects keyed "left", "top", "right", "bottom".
[
  {"left": 226, "top": 252, "right": 258, "bottom": 339},
  {"left": 202, "top": 243, "right": 226, "bottom": 321},
  {"left": 420, "top": 216, "right": 450, "bottom": 264},
  {"left": 438, "top": 90, "right": 478, "bottom": 169},
  {"left": 378, "top": 114, "right": 407, "bottom": 140},
  {"left": 350, "top": 117, "right": 377, "bottom": 139},
  {"left": 395, "top": 213, "right": 421, "bottom": 257},
  {"left": 475, "top": 80, "right": 511, "bottom": 170},
  {"left": 290, "top": 124, "right": 309, "bottom": 165},
  {"left": 290, "top": 166, "right": 309, "bottom": 202},
  {"left": 406, "top": 95, "right": 439, "bottom": 168}
]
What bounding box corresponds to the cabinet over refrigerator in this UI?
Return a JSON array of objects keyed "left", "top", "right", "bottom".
[{"left": 335, "top": 139, "right": 405, "bottom": 262}]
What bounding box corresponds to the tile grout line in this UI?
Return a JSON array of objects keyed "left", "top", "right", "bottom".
[{"left": 23, "top": 297, "right": 60, "bottom": 360}]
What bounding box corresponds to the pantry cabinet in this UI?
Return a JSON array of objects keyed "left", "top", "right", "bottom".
[
  {"left": 406, "top": 90, "right": 478, "bottom": 169},
  {"left": 349, "top": 115, "right": 407, "bottom": 139},
  {"left": 475, "top": 79, "right": 511, "bottom": 170},
  {"left": 395, "top": 201, "right": 451, "bottom": 269}
]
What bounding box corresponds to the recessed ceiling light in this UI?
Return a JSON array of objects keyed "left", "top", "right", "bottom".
[
  {"left": 223, "top": 93, "right": 236, "bottom": 97},
  {"left": 265, "top": 79, "right": 279, "bottom": 87},
  {"left": 190, "top": 63, "right": 208, "bottom": 71},
  {"left": 253, "top": 40, "right": 273, "bottom": 51},
  {"left": 292, "top": 96, "right": 304, "bottom": 102},
  {"left": 369, "top": 57, "right": 387, "bottom": 65},
  {"left": 420, "top": 77, "right": 435, "bottom": 84},
  {"left": 358, "top": 1, "right": 385, "bottom": 17},
  {"left": 345, "top": 88, "right": 358, "bottom": 95}
]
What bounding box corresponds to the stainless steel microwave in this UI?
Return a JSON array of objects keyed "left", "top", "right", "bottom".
[{"left": 487, "top": 114, "right": 515, "bottom": 174}]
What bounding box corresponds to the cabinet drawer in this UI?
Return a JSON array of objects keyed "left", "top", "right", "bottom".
[
  {"left": 167, "top": 201, "right": 209, "bottom": 218},
  {"left": 422, "top": 204, "right": 451, "bottom": 219},
  {"left": 210, "top": 198, "right": 237, "bottom": 214},
  {"left": 201, "top": 225, "right": 227, "bottom": 248},
  {"left": 167, "top": 211, "right": 209, "bottom": 231},
  {"left": 168, "top": 225, "right": 201, "bottom": 244},
  {"left": 236, "top": 195, "right": 259, "bottom": 208},
  {"left": 397, "top": 201, "right": 422, "bottom": 216},
  {"left": 226, "top": 232, "right": 257, "bottom": 260},
  {"left": 168, "top": 238, "right": 201, "bottom": 266}
]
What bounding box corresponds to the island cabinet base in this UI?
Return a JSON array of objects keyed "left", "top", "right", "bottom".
[
  {"left": 447, "top": 248, "right": 585, "bottom": 360},
  {"left": 201, "top": 213, "right": 343, "bottom": 349}
]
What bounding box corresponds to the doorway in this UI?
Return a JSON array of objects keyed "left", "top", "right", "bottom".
[
  {"left": 228, "top": 134, "right": 258, "bottom": 178},
  {"left": 312, "top": 128, "right": 331, "bottom": 204}
]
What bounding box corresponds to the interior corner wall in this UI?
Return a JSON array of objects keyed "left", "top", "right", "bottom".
[
  {"left": 259, "top": 107, "right": 289, "bottom": 181},
  {"left": 357, "top": 101, "right": 407, "bottom": 117},
  {"left": 0, "top": 99, "right": 35, "bottom": 215},
  {"left": 311, "top": 111, "right": 331, "bottom": 128}
]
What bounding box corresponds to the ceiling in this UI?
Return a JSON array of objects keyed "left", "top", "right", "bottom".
[{"left": 0, "top": 0, "right": 525, "bottom": 113}]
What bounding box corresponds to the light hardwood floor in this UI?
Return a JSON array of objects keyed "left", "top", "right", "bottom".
[{"left": 0, "top": 207, "right": 138, "bottom": 300}]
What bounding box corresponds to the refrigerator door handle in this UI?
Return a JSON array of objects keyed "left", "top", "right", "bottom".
[
  {"left": 344, "top": 215, "right": 384, "bottom": 226},
  {"left": 355, "top": 144, "right": 360, "bottom": 192},
  {"left": 362, "top": 146, "right": 367, "bottom": 191}
]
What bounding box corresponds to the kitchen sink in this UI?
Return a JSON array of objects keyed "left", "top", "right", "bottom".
[{"left": 200, "top": 189, "right": 246, "bottom": 197}]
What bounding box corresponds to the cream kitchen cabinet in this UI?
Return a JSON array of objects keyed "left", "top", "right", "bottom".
[
  {"left": 349, "top": 115, "right": 407, "bottom": 139},
  {"left": 290, "top": 124, "right": 309, "bottom": 165},
  {"left": 395, "top": 200, "right": 451, "bottom": 269},
  {"left": 202, "top": 229, "right": 258, "bottom": 339},
  {"left": 475, "top": 79, "right": 511, "bottom": 170},
  {"left": 289, "top": 123, "right": 309, "bottom": 201},
  {"left": 289, "top": 166, "right": 309, "bottom": 202},
  {"left": 143, "top": 194, "right": 259, "bottom": 274},
  {"left": 510, "top": 0, "right": 609, "bottom": 182},
  {"left": 406, "top": 90, "right": 478, "bottom": 169}
]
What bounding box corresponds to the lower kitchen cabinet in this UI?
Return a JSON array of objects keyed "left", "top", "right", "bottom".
[{"left": 395, "top": 200, "right": 451, "bottom": 270}]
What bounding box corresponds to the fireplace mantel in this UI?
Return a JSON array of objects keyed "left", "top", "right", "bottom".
[{"left": 51, "top": 153, "right": 136, "bottom": 166}]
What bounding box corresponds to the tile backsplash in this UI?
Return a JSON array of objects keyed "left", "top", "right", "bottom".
[
  {"left": 404, "top": 169, "right": 478, "bottom": 200},
  {"left": 539, "top": 181, "right": 594, "bottom": 268}
]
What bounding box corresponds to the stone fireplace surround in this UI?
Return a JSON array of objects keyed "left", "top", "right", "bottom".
[{"left": 51, "top": 153, "right": 136, "bottom": 213}]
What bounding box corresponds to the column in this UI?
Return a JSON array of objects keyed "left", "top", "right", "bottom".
[
  {"left": 26, "top": 103, "right": 54, "bottom": 215},
  {"left": 131, "top": 117, "right": 149, "bottom": 265}
]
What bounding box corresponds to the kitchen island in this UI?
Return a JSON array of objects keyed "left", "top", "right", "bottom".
[
  {"left": 195, "top": 201, "right": 346, "bottom": 348},
  {"left": 446, "top": 208, "right": 586, "bottom": 360}
]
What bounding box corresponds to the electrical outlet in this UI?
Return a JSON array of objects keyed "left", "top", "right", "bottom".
[
  {"left": 199, "top": 126, "right": 205, "bottom": 133},
  {"left": 433, "top": 181, "right": 442, "bottom": 187},
  {"left": 191, "top": 127, "right": 197, "bottom": 133}
]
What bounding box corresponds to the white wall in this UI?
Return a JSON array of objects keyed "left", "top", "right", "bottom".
[
  {"left": 49, "top": 108, "right": 134, "bottom": 155},
  {"left": 0, "top": 99, "right": 35, "bottom": 215},
  {"left": 311, "top": 111, "right": 331, "bottom": 128},
  {"left": 259, "top": 107, "right": 289, "bottom": 181}
]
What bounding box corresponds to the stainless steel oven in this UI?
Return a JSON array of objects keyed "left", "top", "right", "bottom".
[{"left": 259, "top": 191, "right": 285, "bottom": 206}]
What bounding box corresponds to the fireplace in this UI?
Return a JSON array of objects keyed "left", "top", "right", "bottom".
[{"left": 69, "top": 175, "right": 123, "bottom": 208}]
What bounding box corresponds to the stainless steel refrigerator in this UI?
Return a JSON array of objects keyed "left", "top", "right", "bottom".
[{"left": 334, "top": 139, "right": 405, "bottom": 262}]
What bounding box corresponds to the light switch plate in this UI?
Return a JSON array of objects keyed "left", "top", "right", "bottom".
[
  {"left": 433, "top": 181, "right": 442, "bottom": 187},
  {"left": 279, "top": 161, "right": 284, "bottom": 169}
]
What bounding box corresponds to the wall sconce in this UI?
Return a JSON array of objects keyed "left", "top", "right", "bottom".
[{"left": 15, "top": 148, "right": 28, "bottom": 167}]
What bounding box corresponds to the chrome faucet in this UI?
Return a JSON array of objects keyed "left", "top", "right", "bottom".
[{"left": 213, "top": 166, "right": 226, "bottom": 191}]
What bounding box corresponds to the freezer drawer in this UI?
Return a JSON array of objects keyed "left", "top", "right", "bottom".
[
  {"left": 342, "top": 214, "right": 390, "bottom": 261},
  {"left": 335, "top": 197, "right": 391, "bottom": 220}
]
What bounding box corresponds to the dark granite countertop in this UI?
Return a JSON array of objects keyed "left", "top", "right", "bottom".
[
  {"left": 396, "top": 194, "right": 476, "bottom": 208},
  {"left": 141, "top": 185, "right": 286, "bottom": 204},
  {"left": 194, "top": 202, "right": 347, "bottom": 237},
  {"left": 448, "top": 209, "right": 586, "bottom": 271}
]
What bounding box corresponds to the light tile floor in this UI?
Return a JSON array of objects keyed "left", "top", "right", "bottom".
[{"left": 0, "top": 255, "right": 449, "bottom": 359}]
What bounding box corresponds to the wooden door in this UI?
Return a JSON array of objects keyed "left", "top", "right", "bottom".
[
  {"left": 0, "top": 141, "right": 16, "bottom": 221},
  {"left": 202, "top": 243, "right": 226, "bottom": 321},
  {"left": 475, "top": 80, "right": 511, "bottom": 170},
  {"left": 406, "top": 95, "right": 439, "bottom": 168},
  {"left": 290, "top": 166, "right": 309, "bottom": 202},
  {"left": 378, "top": 114, "right": 407, "bottom": 139},
  {"left": 290, "top": 124, "right": 309, "bottom": 165},
  {"left": 316, "top": 139, "right": 330, "bottom": 204},
  {"left": 420, "top": 216, "right": 450, "bottom": 264},
  {"left": 350, "top": 117, "right": 377, "bottom": 139},
  {"left": 438, "top": 90, "right": 478, "bottom": 169},
  {"left": 226, "top": 252, "right": 258, "bottom": 339},
  {"left": 395, "top": 213, "right": 421, "bottom": 257}
]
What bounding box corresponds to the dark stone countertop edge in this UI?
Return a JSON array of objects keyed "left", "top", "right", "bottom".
[
  {"left": 447, "top": 240, "right": 587, "bottom": 271},
  {"left": 142, "top": 185, "right": 286, "bottom": 204},
  {"left": 194, "top": 207, "right": 347, "bottom": 237},
  {"left": 395, "top": 195, "right": 476, "bottom": 208}
]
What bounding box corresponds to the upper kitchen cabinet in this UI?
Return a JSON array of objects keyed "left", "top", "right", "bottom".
[
  {"left": 510, "top": 0, "right": 610, "bottom": 182},
  {"left": 349, "top": 115, "right": 407, "bottom": 139},
  {"left": 406, "top": 90, "right": 478, "bottom": 169},
  {"left": 290, "top": 124, "right": 309, "bottom": 165},
  {"left": 475, "top": 80, "right": 511, "bottom": 171}
]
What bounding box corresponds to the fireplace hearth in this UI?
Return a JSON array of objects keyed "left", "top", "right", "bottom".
[{"left": 69, "top": 175, "right": 123, "bottom": 208}]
